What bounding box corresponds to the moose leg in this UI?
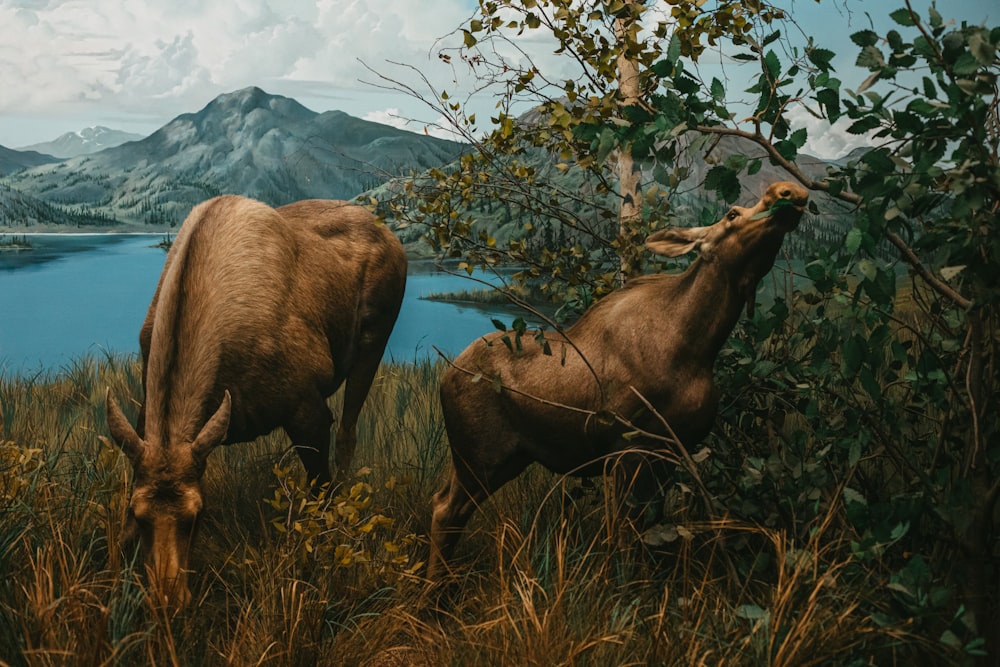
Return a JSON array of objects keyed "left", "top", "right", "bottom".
[
  {"left": 285, "top": 398, "right": 335, "bottom": 490},
  {"left": 427, "top": 450, "right": 531, "bottom": 579},
  {"left": 607, "top": 449, "right": 668, "bottom": 529},
  {"left": 333, "top": 346, "right": 385, "bottom": 482}
]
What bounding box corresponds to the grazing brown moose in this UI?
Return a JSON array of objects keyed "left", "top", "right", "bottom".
[
  {"left": 428, "top": 181, "right": 809, "bottom": 578},
  {"left": 106, "top": 195, "right": 406, "bottom": 609}
]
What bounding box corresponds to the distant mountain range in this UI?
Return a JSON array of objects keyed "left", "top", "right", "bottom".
[
  {"left": 0, "top": 86, "right": 856, "bottom": 258},
  {"left": 19, "top": 126, "right": 145, "bottom": 159},
  {"left": 0, "top": 86, "right": 465, "bottom": 229}
]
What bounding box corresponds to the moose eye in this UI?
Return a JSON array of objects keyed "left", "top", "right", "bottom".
[{"left": 726, "top": 210, "right": 739, "bottom": 221}]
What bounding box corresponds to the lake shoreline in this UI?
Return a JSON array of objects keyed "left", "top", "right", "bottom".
[
  {"left": 0, "top": 235, "right": 527, "bottom": 377},
  {"left": 2, "top": 226, "right": 439, "bottom": 260}
]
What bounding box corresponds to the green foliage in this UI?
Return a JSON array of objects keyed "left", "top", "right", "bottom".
[
  {"left": 380, "top": 1, "right": 805, "bottom": 299},
  {"left": 377, "top": 1, "right": 1000, "bottom": 662}
]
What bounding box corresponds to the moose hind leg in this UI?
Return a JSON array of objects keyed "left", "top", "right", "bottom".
[
  {"left": 427, "top": 450, "right": 531, "bottom": 579},
  {"left": 286, "top": 398, "right": 334, "bottom": 490},
  {"left": 428, "top": 468, "right": 478, "bottom": 580},
  {"left": 333, "top": 338, "right": 389, "bottom": 482}
]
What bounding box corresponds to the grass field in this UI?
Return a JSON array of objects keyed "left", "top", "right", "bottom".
[{"left": 0, "top": 355, "right": 938, "bottom": 666}]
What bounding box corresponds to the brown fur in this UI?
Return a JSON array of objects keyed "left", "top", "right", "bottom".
[
  {"left": 106, "top": 195, "right": 407, "bottom": 608},
  {"left": 428, "top": 182, "right": 809, "bottom": 578}
]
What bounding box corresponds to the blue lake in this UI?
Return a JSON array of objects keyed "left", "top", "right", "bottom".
[{"left": 0, "top": 234, "right": 523, "bottom": 377}]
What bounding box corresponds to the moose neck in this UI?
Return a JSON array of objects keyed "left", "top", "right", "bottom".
[
  {"left": 145, "top": 340, "right": 224, "bottom": 450},
  {"left": 673, "top": 246, "right": 781, "bottom": 362}
]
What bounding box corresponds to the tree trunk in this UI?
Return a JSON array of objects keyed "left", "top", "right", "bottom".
[
  {"left": 959, "top": 314, "right": 1000, "bottom": 666},
  {"left": 615, "top": 10, "right": 643, "bottom": 284}
]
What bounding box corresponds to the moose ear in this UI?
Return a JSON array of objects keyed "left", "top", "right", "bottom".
[
  {"left": 645, "top": 226, "right": 712, "bottom": 258},
  {"left": 192, "top": 391, "right": 232, "bottom": 466},
  {"left": 106, "top": 388, "right": 146, "bottom": 466}
]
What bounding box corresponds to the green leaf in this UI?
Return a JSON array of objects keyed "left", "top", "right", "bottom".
[
  {"left": 789, "top": 128, "right": 807, "bottom": 148},
  {"left": 704, "top": 166, "right": 741, "bottom": 203},
  {"left": 890, "top": 521, "right": 910, "bottom": 541},
  {"left": 747, "top": 159, "right": 762, "bottom": 176},
  {"left": 860, "top": 366, "right": 882, "bottom": 400},
  {"left": 710, "top": 77, "right": 725, "bottom": 102},
  {"left": 491, "top": 318, "right": 507, "bottom": 332},
  {"left": 843, "top": 487, "right": 868, "bottom": 507},
  {"left": 776, "top": 139, "right": 798, "bottom": 161},
  {"left": 653, "top": 164, "right": 672, "bottom": 186},
  {"left": 667, "top": 32, "right": 681, "bottom": 65},
  {"left": 929, "top": 5, "right": 943, "bottom": 28},
  {"left": 842, "top": 335, "right": 865, "bottom": 375},
  {"left": 845, "top": 228, "right": 863, "bottom": 254},
  {"left": 805, "top": 259, "right": 828, "bottom": 282},
  {"left": 764, "top": 50, "right": 781, "bottom": 80},
  {"left": 850, "top": 30, "right": 879, "bottom": 47},
  {"left": 807, "top": 47, "right": 836, "bottom": 72},
  {"left": 817, "top": 88, "right": 841, "bottom": 120},
  {"left": 889, "top": 8, "right": 915, "bottom": 26},
  {"left": 849, "top": 439, "right": 862, "bottom": 467},
  {"left": 595, "top": 127, "right": 617, "bottom": 165},
  {"left": 846, "top": 116, "right": 881, "bottom": 135},
  {"left": 952, "top": 53, "right": 980, "bottom": 76}
]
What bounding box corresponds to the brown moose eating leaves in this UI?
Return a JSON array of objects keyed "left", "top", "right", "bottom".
[
  {"left": 106, "top": 195, "right": 406, "bottom": 609},
  {"left": 428, "top": 181, "right": 809, "bottom": 578}
]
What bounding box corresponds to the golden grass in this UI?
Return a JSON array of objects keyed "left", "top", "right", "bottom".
[{"left": 0, "top": 355, "right": 942, "bottom": 666}]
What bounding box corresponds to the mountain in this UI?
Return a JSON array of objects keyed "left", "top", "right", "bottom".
[
  {"left": 19, "top": 126, "right": 146, "bottom": 158},
  {"left": 0, "top": 144, "right": 60, "bottom": 177},
  {"left": 4, "top": 86, "right": 465, "bottom": 228}
]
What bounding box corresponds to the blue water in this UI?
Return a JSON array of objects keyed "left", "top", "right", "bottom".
[{"left": 0, "top": 234, "right": 523, "bottom": 376}]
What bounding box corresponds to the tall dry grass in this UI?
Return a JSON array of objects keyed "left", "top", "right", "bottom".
[{"left": 0, "top": 354, "right": 936, "bottom": 666}]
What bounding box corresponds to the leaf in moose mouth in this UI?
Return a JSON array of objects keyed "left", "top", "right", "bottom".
[{"left": 751, "top": 197, "right": 803, "bottom": 221}]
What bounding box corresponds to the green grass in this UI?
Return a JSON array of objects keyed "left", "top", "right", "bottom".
[{"left": 0, "top": 355, "right": 940, "bottom": 666}]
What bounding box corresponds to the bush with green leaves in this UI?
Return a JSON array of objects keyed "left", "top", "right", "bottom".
[{"left": 376, "top": 1, "right": 1000, "bottom": 663}]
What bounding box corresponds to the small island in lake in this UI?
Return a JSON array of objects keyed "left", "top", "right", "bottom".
[
  {"left": 153, "top": 234, "right": 174, "bottom": 251},
  {"left": 0, "top": 234, "right": 33, "bottom": 251}
]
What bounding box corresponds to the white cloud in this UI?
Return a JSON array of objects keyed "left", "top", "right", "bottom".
[
  {"left": 0, "top": 0, "right": 477, "bottom": 145},
  {"left": 363, "top": 108, "right": 465, "bottom": 141},
  {"left": 363, "top": 107, "right": 417, "bottom": 131},
  {"left": 784, "top": 105, "right": 878, "bottom": 161}
]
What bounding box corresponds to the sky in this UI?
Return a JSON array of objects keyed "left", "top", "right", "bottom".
[{"left": 0, "top": 0, "right": 995, "bottom": 159}]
